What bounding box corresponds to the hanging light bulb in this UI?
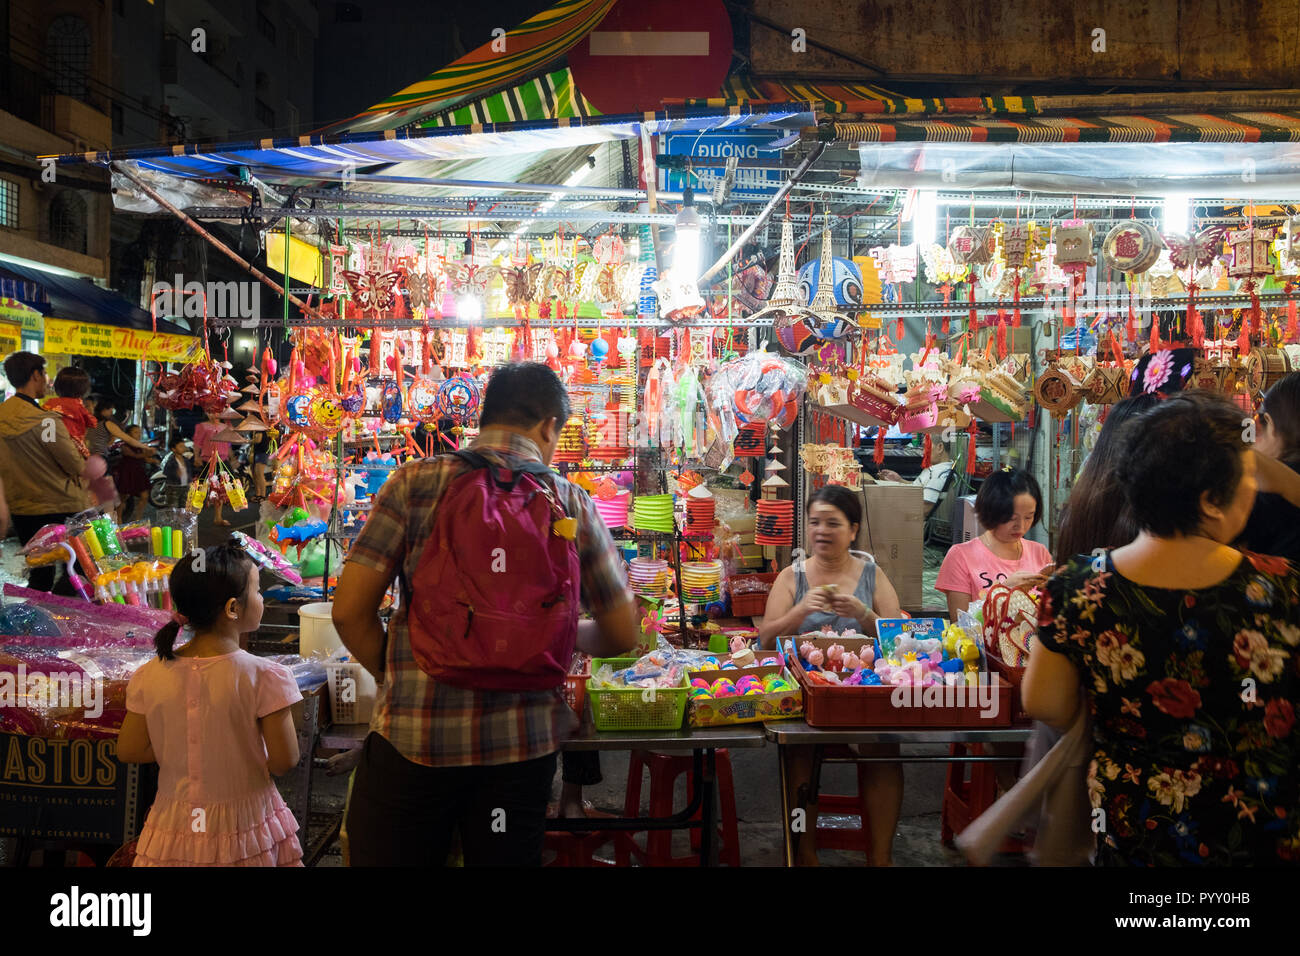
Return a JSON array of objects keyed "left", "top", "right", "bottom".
[
  {"left": 674, "top": 186, "right": 702, "bottom": 280},
  {"left": 457, "top": 295, "right": 483, "bottom": 322},
  {"left": 1162, "top": 194, "right": 1190, "bottom": 235},
  {"left": 913, "top": 189, "right": 938, "bottom": 248},
  {"left": 654, "top": 187, "right": 706, "bottom": 320}
]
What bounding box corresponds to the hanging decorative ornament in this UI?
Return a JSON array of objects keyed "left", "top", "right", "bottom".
[
  {"left": 1164, "top": 226, "right": 1226, "bottom": 273},
  {"left": 1228, "top": 226, "right": 1274, "bottom": 280},
  {"left": 867, "top": 243, "right": 918, "bottom": 286},
  {"left": 434, "top": 374, "right": 481, "bottom": 424},
  {"left": 1052, "top": 220, "right": 1096, "bottom": 271},
  {"left": 751, "top": 215, "right": 818, "bottom": 355},
  {"left": 801, "top": 220, "right": 860, "bottom": 343},
  {"left": 1281, "top": 217, "right": 1300, "bottom": 274},
  {"left": 381, "top": 380, "right": 404, "bottom": 423},
  {"left": 947, "top": 225, "right": 994, "bottom": 266},
  {"left": 341, "top": 269, "right": 402, "bottom": 318},
  {"left": 1102, "top": 221, "right": 1164, "bottom": 275},
  {"left": 921, "top": 243, "right": 968, "bottom": 285}
]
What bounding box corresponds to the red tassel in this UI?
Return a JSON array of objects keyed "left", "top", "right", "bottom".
[
  {"left": 1286, "top": 289, "right": 1298, "bottom": 343},
  {"left": 968, "top": 280, "right": 977, "bottom": 329},
  {"left": 941, "top": 316, "right": 950, "bottom": 335},
  {"left": 922, "top": 433, "right": 932, "bottom": 469},
  {"left": 1189, "top": 307, "right": 1205, "bottom": 349},
  {"left": 1237, "top": 316, "right": 1251, "bottom": 357},
  {"left": 1012, "top": 284, "right": 1022, "bottom": 327},
  {"left": 996, "top": 316, "right": 1008, "bottom": 360},
  {"left": 1150, "top": 316, "right": 1160, "bottom": 354},
  {"left": 895, "top": 317, "right": 904, "bottom": 341},
  {"left": 1009, "top": 422, "right": 1015, "bottom": 443},
  {"left": 965, "top": 421, "right": 978, "bottom": 475},
  {"left": 1126, "top": 302, "right": 1137, "bottom": 343},
  {"left": 1027, "top": 404, "right": 1036, "bottom": 429},
  {"left": 874, "top": 425, "right": 886, "bottom": 466}
]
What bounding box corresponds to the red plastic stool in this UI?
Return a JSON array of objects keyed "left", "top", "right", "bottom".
[
  {"left": 940, "top": 742, "right": 1028, "bottom": 853},
  {"left": 814, "top": 746, "right": 874, "bottom": 858},
  {"left": 617, "top": 749, "right": 740, "bottom": 866},
  {"left": 543, "top": 829, "right": 617, "bottom": 867}
]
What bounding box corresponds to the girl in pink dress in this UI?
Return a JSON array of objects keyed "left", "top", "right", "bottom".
[{"left": 116, "top": 542, "right": 304, "bottom": 866}]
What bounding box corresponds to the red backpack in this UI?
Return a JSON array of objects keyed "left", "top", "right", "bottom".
[{"left": 407, "top": 450, "right": 581, "bottom": 690}]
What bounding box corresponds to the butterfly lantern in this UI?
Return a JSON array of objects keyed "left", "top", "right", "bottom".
[
  {"left": 1164, "top": 226, "right": 1227, "bottom": 348},
  {"left": 341, "top": 268, "right": 401, "bottom": 319}
]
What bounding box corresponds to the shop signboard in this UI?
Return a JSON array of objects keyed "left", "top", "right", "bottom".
[
  {"left": 0, "top": 732, "right": 142, "bottom": 845},
  {"left": 42, "top": 318, "right": 203, "bottom": 364},
  {"left": 0, "top": 320, "right": 21, "bottom": 357}
]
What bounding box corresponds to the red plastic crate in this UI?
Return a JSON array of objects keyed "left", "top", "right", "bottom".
[
  {"left": 729, "top": 572, "right": 778, "bottom": 618},
  {"left": 790, "top": 648, "right": 1012, "bottom": 728}
]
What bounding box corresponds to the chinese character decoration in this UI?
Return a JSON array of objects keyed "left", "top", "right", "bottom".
[
  {"left": 1228, "top": 226, "right": 1276, "bottom": 351},
  {"left": 1102, "top": 221, "right": 1164, "bottom": 275},
  {"left": 947, "top": 226, "right": 993, "bottom": 267},
  {"left": 868, "top": 243, "right": 918, "bottom": 286}
]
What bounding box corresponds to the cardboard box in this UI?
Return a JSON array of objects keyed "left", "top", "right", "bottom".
[
  {"left": 857, "top": 483, "right": 924, "bottom": 612},
  {"left": 976, "top": 325, "right": 1033, "bottom": 356},
  {"left": 687, "top": 663, "right": 803, "bottom": 726}
]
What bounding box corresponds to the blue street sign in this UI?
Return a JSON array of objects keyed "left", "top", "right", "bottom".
[{"left": 663, "top": 130, "right": 784, "bottom": 196}]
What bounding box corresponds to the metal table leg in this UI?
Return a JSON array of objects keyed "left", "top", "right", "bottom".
[
  {"left": 777, "top": 742, "right": 794, "bottom": 867},
  {"left": 698, "top": 748, "right": 717, "bottom": 866}
]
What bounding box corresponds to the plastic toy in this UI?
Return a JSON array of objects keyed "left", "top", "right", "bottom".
[{"left": 710, "top": 678, "right": 739, "bottom": 698}]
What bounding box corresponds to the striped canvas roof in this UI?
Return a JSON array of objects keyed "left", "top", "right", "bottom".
[
  {"left": 420, "top": 68, "right": 598, "bottom": 127},
  {"left": 815, "top": 110, "right": 1300, "bottom": 143},
  {"left": 675, "top": 76, "right": 902, "bottom": 111},
  {"left": 331, "top": 0, "right": 616, "bottom": 133}
]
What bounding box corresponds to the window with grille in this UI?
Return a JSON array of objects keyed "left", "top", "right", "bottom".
[
  {"left": 49, "top": 191, "right": 87, "bottom": 255},
  {"left": 46, "top": 16, "right": 92, "bottom": 100},
  {"left": 0, "top": 180, "right": 18, "bottom": 230}
]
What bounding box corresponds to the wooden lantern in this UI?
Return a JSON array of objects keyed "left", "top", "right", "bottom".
[{"left": 1245, "top": 346, "right": 1292, "bottom": 396}]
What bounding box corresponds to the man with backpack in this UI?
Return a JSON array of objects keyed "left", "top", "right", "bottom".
[{"left": 333, "top": 362, "right": 637, "bottom": 866}]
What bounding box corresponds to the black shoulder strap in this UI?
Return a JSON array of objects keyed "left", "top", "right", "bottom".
[{"left": 450, "top": 449, "right": 555, "bottom": 491}]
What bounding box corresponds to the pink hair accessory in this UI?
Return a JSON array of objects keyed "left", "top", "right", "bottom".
[{"left": 171, "top": 610, "right": 189, "bottom": 627}]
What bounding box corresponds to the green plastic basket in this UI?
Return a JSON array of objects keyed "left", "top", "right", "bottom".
[{"left": 586, "top": 657, "right": 689, "bottom": 731}]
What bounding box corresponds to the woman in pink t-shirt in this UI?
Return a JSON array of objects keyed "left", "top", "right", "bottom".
[
  {"left": 936, "top": 468, "right": 1054, "bottom": 621},
  {"left": 116, "top": 543, "right": 303, "bottom": 866}
]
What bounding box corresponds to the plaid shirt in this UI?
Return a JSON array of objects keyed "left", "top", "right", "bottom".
[{"left": 345, "top": 427, "right": 631, "bottom": 767}]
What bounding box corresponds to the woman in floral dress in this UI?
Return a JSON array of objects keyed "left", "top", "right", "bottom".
[{"left": 1023, "top": 392, "right": 1300, "bottom": 865}]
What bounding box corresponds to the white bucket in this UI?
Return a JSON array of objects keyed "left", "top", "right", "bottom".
[{"left": 298, "top": 602, "right": 343, "bottom": 659}]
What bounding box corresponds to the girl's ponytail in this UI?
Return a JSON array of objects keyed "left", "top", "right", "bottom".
[{"left": 154, "top": 620, "right": 181, "bottom": 660}]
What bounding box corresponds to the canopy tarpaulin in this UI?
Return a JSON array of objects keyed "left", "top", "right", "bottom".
[
  {"left": 325, "top": 0, "right": 618, "bottom": 134},
  {"left": 0, "top": 262, "right": 188, "bottom": 335},
  {"left": 43, "top": 106, "right": 807, "bottom": 179},
  {"left": 855, "top": 139, "right": 1300, "bottom": 196}
]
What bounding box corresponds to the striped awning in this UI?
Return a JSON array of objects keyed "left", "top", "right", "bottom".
[
  {"left": 675, "top": 76, "right": 902, "bottom": 111},
  {"left": 328, "top": 0, "right": 616, "bottom": 134},
  {"left": 420, "top": 68, "right": 598, "bottom": 127},
  {"left": 814, "top": 110, "right": 1300, "bottom": 143}
]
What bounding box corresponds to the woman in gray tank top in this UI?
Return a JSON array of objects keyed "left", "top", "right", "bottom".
[{"left": 756, "top": 485, "right": 905, "bottom": 867}]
